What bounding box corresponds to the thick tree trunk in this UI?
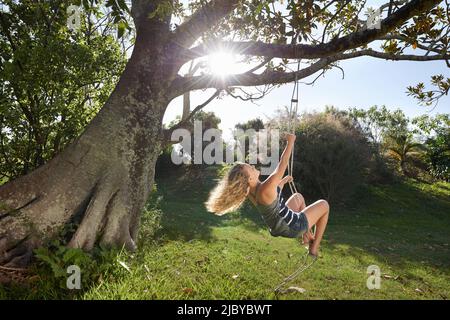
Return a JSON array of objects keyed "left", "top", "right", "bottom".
[{"left": 0, "top": 22, "right": 174, "bottom": 267}]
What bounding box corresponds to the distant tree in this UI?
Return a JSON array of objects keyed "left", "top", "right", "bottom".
[
  {"left": 233, "top": 118, "right": 265, "bottom": 162},
  {"left": 165, "top": 110, "right": 222, "bottom": 167},
  {"left": 384, "top": 132, "right": 426, "bottom": 176},
  {"left": 235, "top": 118, "right": 265, "bottom": 131},
  {"left": 412, "top": 114, "right": 450, "bottom": 181},
  {"left": 192, "top": 110, "right": 221, "bottom": 131},
  {"left": 346, "top": 106, "right": 391, "bottom": 147}
]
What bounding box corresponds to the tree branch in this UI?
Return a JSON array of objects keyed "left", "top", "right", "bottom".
[
  {"left": 380, "top": 0, "right": 409, "bottom": 13},
  {"left": 171, "top": 0, "right": 241, "bottom": 50},
  {"left": 181, "top": 0, "right": 442, "bottom": 62},
  {"left": 346, "top": 48, "right": 449, "bottom": 61},
  {"left": 226, "top": 85, "right": 275, "bottom": 103},
  {"left": 245, "top": 57, "right": 273, "bottom": 74},
  {"left": 170, "top": 49, "right": 449, "bottom": 95},
  {"left": 163, "top": 89, "right": 221, "bottom": 143},
  {"left": 170, "top": 58, "right": 334, "bottom": 94},
  {"left": 379, "top": 34, "right": 449, "bottom": 56},
  {"left": 322, "top": 0, "right": 352, "bottom": 43}
]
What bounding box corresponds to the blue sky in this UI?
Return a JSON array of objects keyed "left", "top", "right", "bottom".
[
  {"left": 163, "top": 1, "right": 449, "bottom": 136},
  {"left": 163, "top": 57, "right": 449, "bottom": 135}
]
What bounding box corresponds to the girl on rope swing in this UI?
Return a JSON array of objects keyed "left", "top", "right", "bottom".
[{"left": 205, "top": 133, "right": 330, "bottom": 258}]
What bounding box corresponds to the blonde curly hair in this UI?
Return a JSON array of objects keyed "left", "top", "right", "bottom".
[{"left": 205, "top": 162, "right": 250, "bottom": 215}]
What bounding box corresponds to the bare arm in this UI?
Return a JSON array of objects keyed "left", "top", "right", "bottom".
[
  {"left": 278, "top": 175, "right": 293, "bottom": 190},
  {"left": 265, "top": 134, "right": 296, "bottom": 189}
]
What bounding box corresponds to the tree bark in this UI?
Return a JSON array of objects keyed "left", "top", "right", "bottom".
[{"left": 0, "top": 10, "right": 175, "bottom": 267}]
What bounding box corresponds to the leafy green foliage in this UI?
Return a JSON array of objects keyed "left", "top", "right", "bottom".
[
  {"left": 71, "top": 0, "right": 132, "bottom": 38},
  {"left": 233, "top": 118, "right": 266, "bottom": 163},
  {"left": 325, "top": 106, "right": 398, "bottom": 184},
  {"left": 159, "top": 110, "right": 222, "bottom": 171},
  {"left": 33, "top": 241, "right": 130, "bottom": 294},
  {"left": 138, "top": 185, "right": 164, "bottom": 246},
  {"left": 235, "top": 118, "right": 265, "bottom": 131},
  {"left": 426, "top": 134, "right": 450, "bottom": 181},
  {"left": 0, "top": 0, "right": 127, "bottom": 181},
  {"left": 407, "top": 75, "right": 450, "bottom": 107},
  {"left": 329, "top": 106, "right": 450, "bottom": 181},
  {"left": 413, "top": 114, "right": 450, "bottom": 181},
  {"left": 383, "top": 132, "right": 426, "bottom": 177},
  {"left": 34, "top": 245, "right": 93, "bottom": 282},
  {"left": 345, "top": 105, "right": 402, "bottom": 146},
  {"left": 343, "top": 106, "right": 449, "bottom": 182}
]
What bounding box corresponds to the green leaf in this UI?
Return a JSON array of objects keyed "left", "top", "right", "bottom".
[
  {"left": 82, "top": 0, "right": 90, "bottom": 11},
  {"left": 255, "top": 3, "right": 264, "bottom": 15},
  {"left": 117, "top": 21, "right": 126, "bottom": 39},
  {"left": 117, "top": 0, "right": 130, "bottom": 13}
]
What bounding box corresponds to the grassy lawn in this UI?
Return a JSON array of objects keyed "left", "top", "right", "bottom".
[{"left": 1, "top": 166, "right": 449, "bottom": 299}]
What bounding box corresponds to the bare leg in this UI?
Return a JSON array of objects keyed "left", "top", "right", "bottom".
[
  {"left": 302, "top": 200, "right": 330, "bottom": 256},
  {"left": 285, "top": 193, "right": 306, "bottom": 212},
  {"left": 286, "top": 193, "right": 314, "bottom": 244},
  {"left": 286, "top": 193, "right": 315, "bottom": 246}
]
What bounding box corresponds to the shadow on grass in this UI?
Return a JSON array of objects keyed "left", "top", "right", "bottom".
[
  {"left": 154, "top": 166, "right": 450, "bottom": 280},
  {"left": 153, "top": 165, "right": 270, "bottom": 242},
  {"left": 324, "top": 180, "right": 450, "bottom": 277},
  {"left": 437, "top": 183, "right": 450, "bottom": 192}
]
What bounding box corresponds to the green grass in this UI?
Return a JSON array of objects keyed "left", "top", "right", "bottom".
[{"left": 1, "top": 166, "right": 449, "bottom": 299}]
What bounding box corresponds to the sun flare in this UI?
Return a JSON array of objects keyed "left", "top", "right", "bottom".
[{"left": 208, "top": 52, "right": 236, "bottom": 76}]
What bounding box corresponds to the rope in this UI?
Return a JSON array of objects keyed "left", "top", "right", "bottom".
[
  {"left": 286, "top": 59, "right": 301, "bottom": 195},
  {"left": 274, "top": 251, "right": 317, "bottom": 294},
  {"left": 273, "top": 58, "right": 321, "bottom": 294}
]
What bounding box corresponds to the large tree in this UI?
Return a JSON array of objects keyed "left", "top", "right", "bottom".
[{"left": 0, "top": 0, "right": 449, "bottom": 267}]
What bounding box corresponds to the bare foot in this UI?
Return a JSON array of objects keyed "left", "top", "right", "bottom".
[
  {"left": 302, "top": 230, "right": 315, "bottom": 246},
  {"left": 309, "top": 241, "right": 319, "bottom": 257}
]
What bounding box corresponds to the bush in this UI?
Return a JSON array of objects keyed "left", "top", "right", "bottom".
[
  {"left": 292, "top": 112, "right": 372, "bottom": 205},
  {"left": 366, "top": 150, "right": 398, "bottom": 184},
  {"left": 425, "top": 133, "right": 450, "bottom": 182},
  {"left": 138, "top": 185, "right": 163, "bottom": 246},
  {"left": 31, "top": 242, "right": 131, "bottom": 298}
]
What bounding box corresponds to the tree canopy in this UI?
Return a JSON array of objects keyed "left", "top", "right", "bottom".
[
  {"left": 0, "top": 0, "right": 127, "bottom": 180},
  {"left": 155, "top": 0, "right": 449, "bottom": 132},
  {"left": 2, "top": 0, "right": 448, "bottom": 147}
]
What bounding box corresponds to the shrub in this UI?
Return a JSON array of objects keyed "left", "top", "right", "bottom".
[
  {"left": 366, "top": 151, "right": 398, "bottom": 184},
  {"left": 292, "top": 112, "right": 372, "bottom": 205},
  {"left": 32, "top": 242, "right": 131, "bottom": 298},
  {"left": 138, "top": 185, "right": 163, "bottom": 246}
]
